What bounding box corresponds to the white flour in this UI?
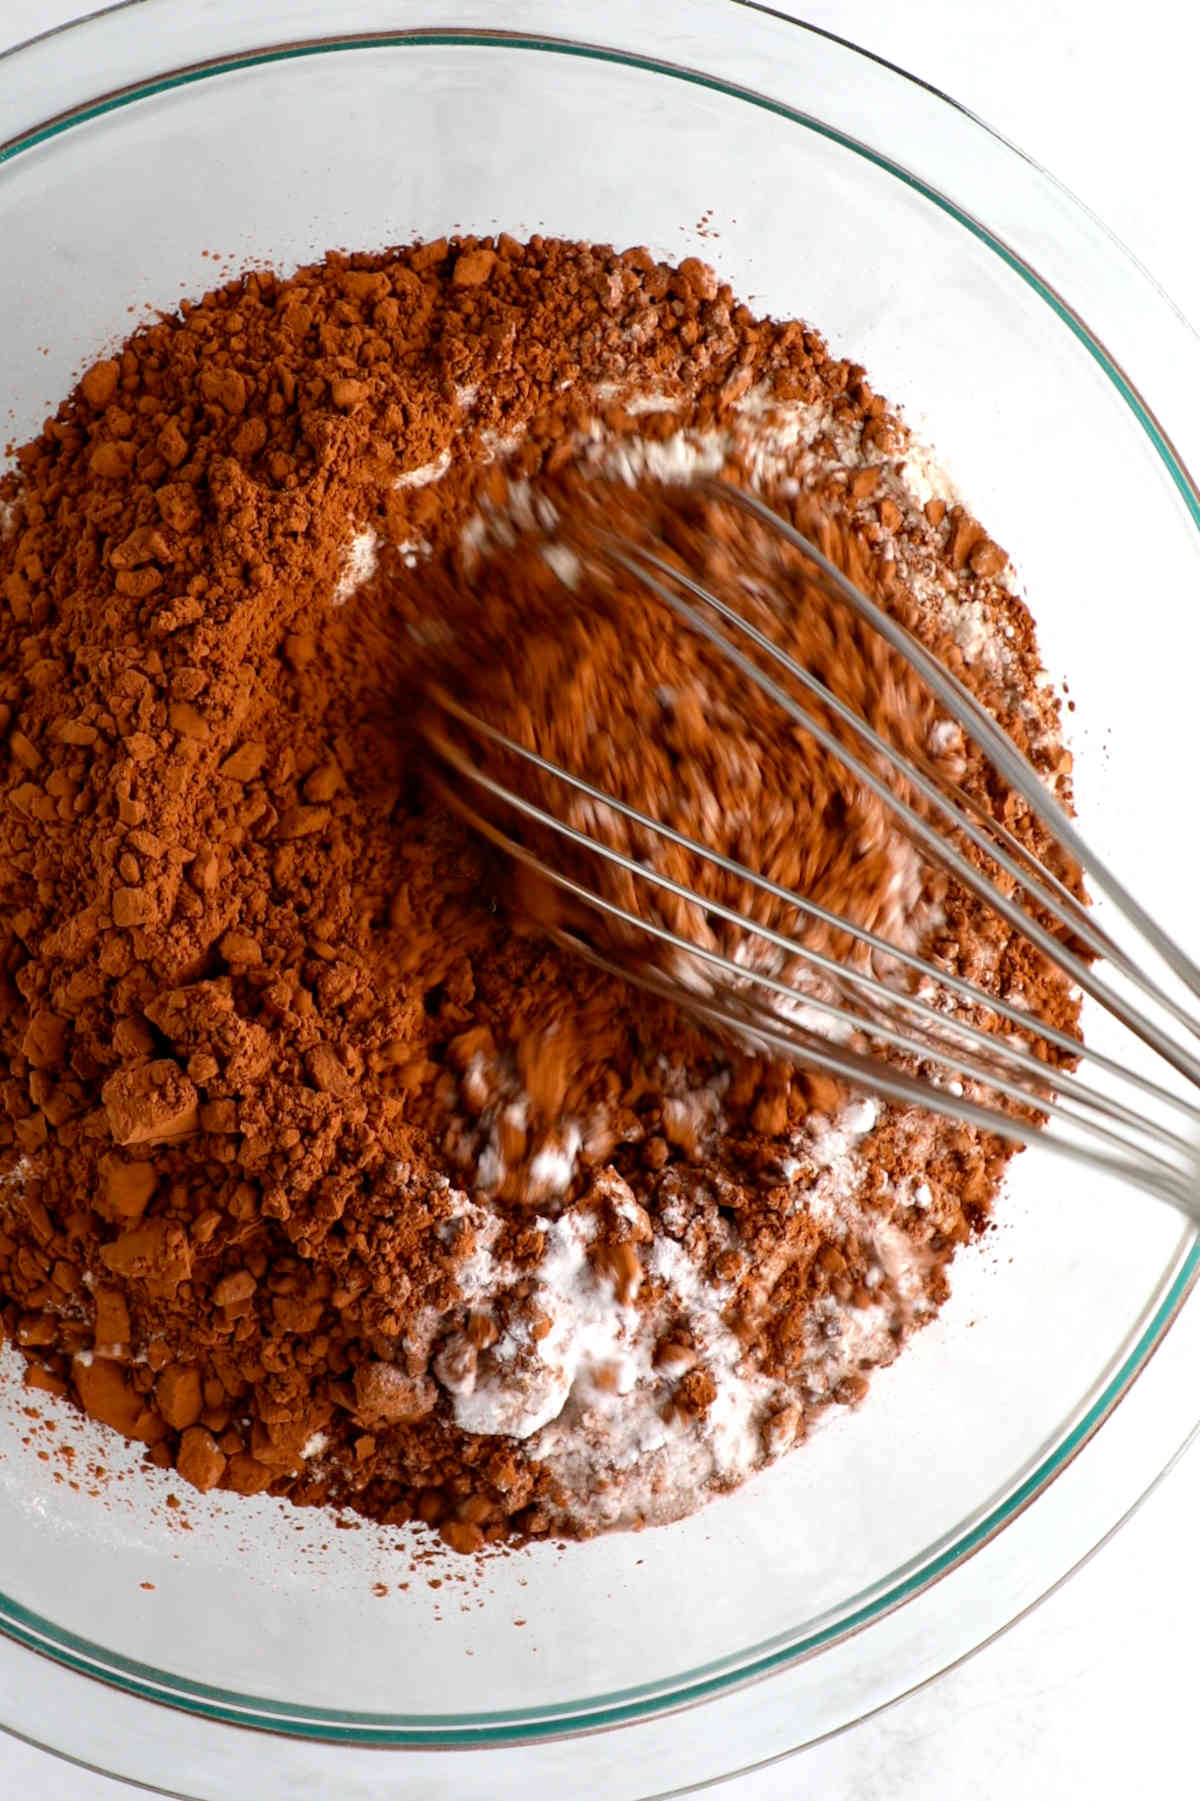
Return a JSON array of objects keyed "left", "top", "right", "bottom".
[
  {"left": 394, "top": 447, "right": 452, "bottom": 489},
  {"left": 421, "top": 1079, "right": 934, "bottom": 1531},
  {"left": 332, "top": 527, "right": 379, "bottom": 604}
]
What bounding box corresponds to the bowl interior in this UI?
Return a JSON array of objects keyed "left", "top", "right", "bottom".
[{"left": 0, "top": 16, "right": 1197, "bottom": 1744}]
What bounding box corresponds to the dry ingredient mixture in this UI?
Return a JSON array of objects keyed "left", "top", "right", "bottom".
[{"left": 0, "top": 236, "right": 1079, "bottom": 1551}]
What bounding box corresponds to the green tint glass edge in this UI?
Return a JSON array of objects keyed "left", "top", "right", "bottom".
[{"left": 0, "top": 25, "right": 1197, "bottom": 1746}]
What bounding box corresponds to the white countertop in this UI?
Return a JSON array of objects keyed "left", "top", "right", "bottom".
[{"left": 1, "top": 1, "right": 1196, "bottom": 1795}]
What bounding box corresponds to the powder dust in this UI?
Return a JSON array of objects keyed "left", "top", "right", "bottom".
[{"left": 0, "top": 235, "right": 1077, "bottom": 1547}]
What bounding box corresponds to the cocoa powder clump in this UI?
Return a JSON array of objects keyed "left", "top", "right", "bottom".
[{"left": 0, "top": 234, "right": 1079, "bottom": 1545}]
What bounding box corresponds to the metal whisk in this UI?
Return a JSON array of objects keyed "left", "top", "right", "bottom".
[{"left": 427, "top": 480, "right": 1200, "bottom": 1217}]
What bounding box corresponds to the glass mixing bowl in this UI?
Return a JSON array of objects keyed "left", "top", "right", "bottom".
[{"left": 2, "top": 3, "right": 1199, "bottom": 1796}]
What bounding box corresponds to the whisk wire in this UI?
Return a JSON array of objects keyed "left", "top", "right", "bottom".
[
  {"left": 430, "top": 691, "right": 1200, "bottom": 1133},
  {"left": 428, "top": 722, "right": 1198, "bottom": 1197},
  {"left": 716, "top": 482, "right": 1200, "bottom": 1010},
  {"left": 427, "top": 483, "right": 1200, "bottom": 1214},
  {"left": 606, "top": 534, "right": 1200, "bottom": 1088},
  {"left": 552, "top": 928, "right": 1195, "bottom": 1214}
]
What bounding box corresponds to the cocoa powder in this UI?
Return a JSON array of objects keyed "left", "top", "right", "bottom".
[{"left": 0, "top": 235, "right": 1077, "bottom": 1546}]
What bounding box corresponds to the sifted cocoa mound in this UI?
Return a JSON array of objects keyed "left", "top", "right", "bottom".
[{"left": 0, "top": 234, "right": 1079, "bottom": 1547}]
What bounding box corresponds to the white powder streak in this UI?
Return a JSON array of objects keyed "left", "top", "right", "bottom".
[
  {"left": 332, "top": 527, "right": 379, "bottom": 604},
  {"left": 526, "top": 1129, "right": 581, "bottom": 1198},
  {"left": 899, "top": 436, "right": 961, "bottom": 511},
  {"left": 396, "top": 534, "right": 432, "bottom": 570},
  {"left": 600, "top": 429, "right": 728, "bottom": 488},
  {"left": 393, "top": 447, "right": 451, "bottom": 489}
]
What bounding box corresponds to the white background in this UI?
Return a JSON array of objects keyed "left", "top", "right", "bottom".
[{"left": 1, "top": 1, "right": 1198, "bottom": 1796}]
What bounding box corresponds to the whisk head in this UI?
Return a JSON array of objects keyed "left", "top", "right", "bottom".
[{"left": 424, "top": 478, "right": 1200, "bottom": 1215}]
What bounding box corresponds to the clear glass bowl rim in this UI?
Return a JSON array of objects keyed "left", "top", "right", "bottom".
[{"left": 0, "top": 0, "right": 1197, "bottom": 1752}]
